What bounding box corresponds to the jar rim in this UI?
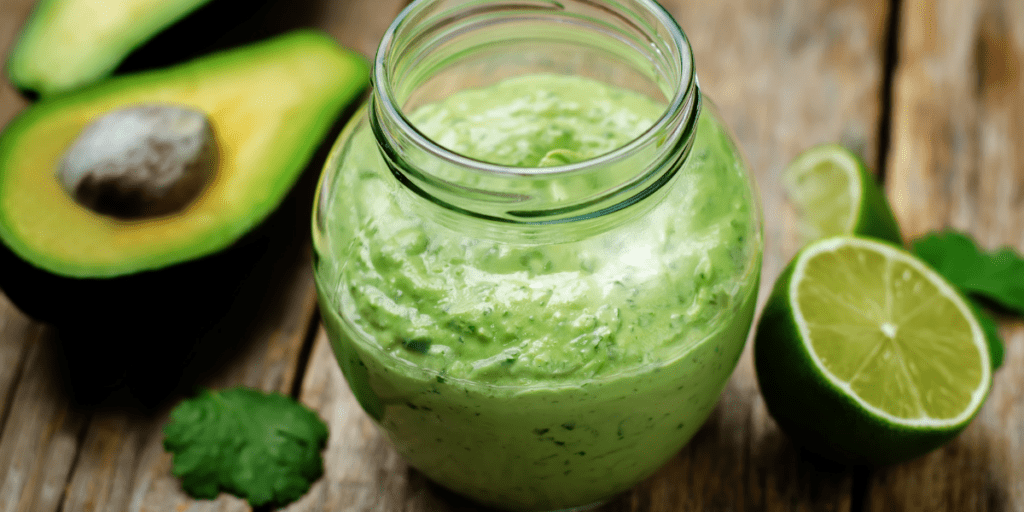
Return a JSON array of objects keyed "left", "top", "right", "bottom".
[{"left": 372, "top": 0, "right": 698, "bottom": 178}]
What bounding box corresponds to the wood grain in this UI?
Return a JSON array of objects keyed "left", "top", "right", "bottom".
[
  {"left": 0, "top": 301, "right": 40, "bottom": 433},
  {"left": 874, "top": 0, "right": 1024, "bottom": 509},
  {"left": 59, "top": 241, "right": 320, "bottom": 512},
  {"left": 0, "top": 333, "right": 89, "bottom": 512},
  {"left": 286, "top": 331, "right": 418, "bottom": 512},
  {"left": 52, "top": 180, "right": 326, "bottom": 512}
]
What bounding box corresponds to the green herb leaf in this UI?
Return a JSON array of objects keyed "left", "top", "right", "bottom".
[
  {"left": 163, "top": 387, "right": 329, "bottom": 508},
  {"left": 912, "top": 230, "right": 1024, "bottom": 315}
]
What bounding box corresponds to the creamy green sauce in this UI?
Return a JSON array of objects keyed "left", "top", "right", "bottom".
[
  {"left": 410, "top": 75, "right": 662, "bottom": 167},
  {"left": 316, "top": 74, "right": 761, "bottom": 510}
]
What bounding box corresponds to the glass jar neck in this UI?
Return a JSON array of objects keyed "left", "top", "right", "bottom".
[{"left": 370, "top": 0, "right": 700, "bottom": 226}]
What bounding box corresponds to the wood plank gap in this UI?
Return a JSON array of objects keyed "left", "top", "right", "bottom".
[
  {"left": 742, "top": 393, "right": 759, "bottom": 512},
  {"left": 848, "top": 467, "right": 869, "bottom": 512},
  {"left": 51, "top": 416, "right": 94, "bottom": 512},
  {"left": 875, "top": 0, "right": 903, "bottom": 182},
  {"left": 0, "top": 334, "right": 91, "bottom": 512},
  {"left": 0, "top": 322, "right": 40, "bottom": 448},
  {"left": 288, "top": 309, "right": 323, "bottom": 399}
]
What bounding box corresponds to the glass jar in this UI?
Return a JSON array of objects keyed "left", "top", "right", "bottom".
[{"left": 312, "top": 0, "right": 762, "bottom": 509}]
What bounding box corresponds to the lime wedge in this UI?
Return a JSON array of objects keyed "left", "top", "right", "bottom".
[
  {"left": 783, "top": 145, "right": 902, "bottom": 245},
  {"left": 754, "top": 236, "right": 991, "bottom": 465}
]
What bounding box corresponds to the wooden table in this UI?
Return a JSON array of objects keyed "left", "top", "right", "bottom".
[{"left": 1, "top": 0, "right": 1022, "bottom": 510}]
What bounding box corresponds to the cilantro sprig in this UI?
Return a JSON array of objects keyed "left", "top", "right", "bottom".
[
  {"left": 912, "top": 230, "right": 1024, "bottom": 315},
  {"left": 163, "top": 387, "right": 329, "bottom": 509},
  {"left": 912, "top": 230, "right": 1024, "bottom": 369}
]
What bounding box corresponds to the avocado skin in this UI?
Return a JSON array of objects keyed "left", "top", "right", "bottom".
[
  {"left": 0, "top": 210, "right": 256, "bottom": 403},
  {"left": 0, "top": 217, "right": 256, "bottom": 331},
  {"left": 116, "top": 0, "right": 301, "bottom": 76}
]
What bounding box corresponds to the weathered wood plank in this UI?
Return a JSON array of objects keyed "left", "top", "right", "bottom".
[
  {"left": 872, "top": 0, "right": 1024, "bottom": 509},
  {"left": 0, "top": 332, "right": 89, "bottom": 512},
  {"left": 59, "top": 239, "right": 319, "bottom": 512},
  {"left": 286, "top": 331, "right": 417, "bottom": 512},
  {"left": 0, "top": 302, "right": 40, "bottom": 430}
]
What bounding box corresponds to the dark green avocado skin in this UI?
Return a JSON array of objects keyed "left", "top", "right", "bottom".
[
  {"left": 0, "top": 172, "right": 318, "bottom": 406},
  {"left": 0, "top": 217, "right": 258, "bottom": 333},
  {"left": 0, "top": 223, "right": 255, "bottom": 403},
  {"left": 115, "top": 0, "right": 290, "bottom": 75}
]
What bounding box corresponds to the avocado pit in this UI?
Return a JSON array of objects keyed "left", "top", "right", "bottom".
[{"left": 57, "top": 104, "right": 217, "bottom": 218}]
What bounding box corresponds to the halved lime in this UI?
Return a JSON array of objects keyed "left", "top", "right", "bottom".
[
  {"left": 754, "top": 236, "right": 992, "bottom": 465},
  {"left": 783, "top": 144, "right": 902, "bottom": 245}
]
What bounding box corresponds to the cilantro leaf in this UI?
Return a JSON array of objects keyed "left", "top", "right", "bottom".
[
  {"left": 163, "top": 387, "right": 329, "bottom": 508},
  {"left": 912, "top": 230, "right": 1024, "bottom": 315}
]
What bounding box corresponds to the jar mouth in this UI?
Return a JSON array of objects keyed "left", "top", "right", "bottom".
[{"left": 372, "top": 0, "right": 698, "bottom": 178}]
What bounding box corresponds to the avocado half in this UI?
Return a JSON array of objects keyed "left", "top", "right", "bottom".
[
  {"left": 6, "top": 0, "right": 219, "bottom": 97},
  {"left": 0, "top": 30, "right": 368, "bottom": 329}
]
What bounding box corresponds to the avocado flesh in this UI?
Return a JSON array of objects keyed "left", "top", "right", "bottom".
[
  {"left": 0, "top": 30, "right": 369, "bottom": 279},
  {"left": 6, "top": 0, "right": 217, "bottom": 97}
]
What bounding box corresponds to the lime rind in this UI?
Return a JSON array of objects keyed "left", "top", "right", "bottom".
[{"left": 788, "top": 236, "right": 991, "bottom": 429}]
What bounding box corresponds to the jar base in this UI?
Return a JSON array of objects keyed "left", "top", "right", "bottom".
[{"left": 418, "top": 472, "right": 613, "bottom": 512}]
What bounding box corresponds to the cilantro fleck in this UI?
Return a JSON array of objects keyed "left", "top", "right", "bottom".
[
  {"left": 400, "top": 337, "right": 432, "bottom": 354},
  {"left": 163, "top": 387, "right": 329, "bottom": 509}
]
